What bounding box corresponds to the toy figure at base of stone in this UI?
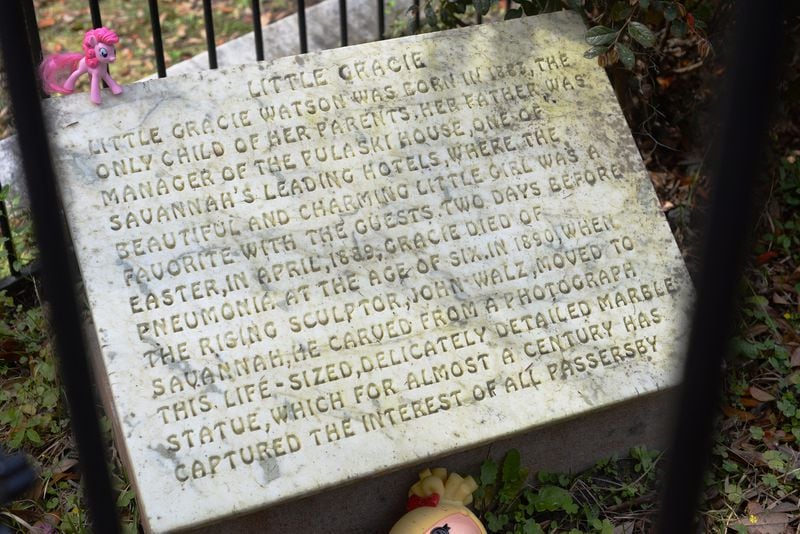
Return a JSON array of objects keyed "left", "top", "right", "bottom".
[
  {"left": 390, "top": 468, "right": 486, "bottom": 534},
  {"left": 39, "top": 27, "right": 123, "bottom": 105}
]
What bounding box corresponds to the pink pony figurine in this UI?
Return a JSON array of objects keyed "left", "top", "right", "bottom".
[{"left": 40, "top": 27, "right": 123, "bottom": 105}]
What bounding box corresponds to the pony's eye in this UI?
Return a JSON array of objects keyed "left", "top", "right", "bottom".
[{"left": 100, "top": 48, "right": 108, "bottom": 58}]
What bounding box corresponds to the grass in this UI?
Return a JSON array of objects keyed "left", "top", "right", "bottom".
[
  {"left": 33, "top": 0, "right": 255, "bottom": 83},
  {"left": 0, "top": 0, "right": 298, "bottom": 139}
]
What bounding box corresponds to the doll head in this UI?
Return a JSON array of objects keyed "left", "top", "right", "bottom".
[{"left": 390, "top": 468, "right": 486, "bottom": 534}]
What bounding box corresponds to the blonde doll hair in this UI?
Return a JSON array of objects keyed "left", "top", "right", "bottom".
[{"left": 408, "top": 468, "right": 479, "bottom": 506}]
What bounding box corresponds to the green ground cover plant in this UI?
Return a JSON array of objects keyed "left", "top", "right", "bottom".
[{"left": 474, "top": 448, "right": 663, "bottom": 533}]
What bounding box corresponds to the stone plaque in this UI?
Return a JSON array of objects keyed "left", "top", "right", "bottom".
[{"left": 45, "top": 12, "right": 692, "bottom": 533}]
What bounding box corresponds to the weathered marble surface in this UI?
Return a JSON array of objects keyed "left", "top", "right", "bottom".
[{"left": 44, "top": 12, "right": 692, "bottom": 533}]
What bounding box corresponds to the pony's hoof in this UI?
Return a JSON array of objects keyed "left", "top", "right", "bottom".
[{"left": 111, "top": 86, "right": 123, "bottom": 95}]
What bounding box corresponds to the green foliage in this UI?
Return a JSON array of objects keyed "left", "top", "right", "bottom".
[
  {"left": 0, "top": 290, "right": 140, "bottom": 532},
  {"left": 474, "top": 447, "right": 664, "bottom": 532},
  {"left": 527, "top": 485, "right": 578, "bottom": 514},
  {"left": 0, "top": 186, "right": 38, "bottom": 278},
  {"left": 726, "top": 156, "right": 800, "bottom": 442},
  {"left": 706, "top": 149, "right": 800, "bottom": 530},
  {"left": 760, "top": 157, "right": 800, "bottom": 262},
  {"left": 416, "top": 0, "right": 710, "bottom": 74},
  {"left": 474, "top": 449, "right": 530, "bottom": 531},
  {"left": 0, "top": 292, "right": 63, "bottom": 450},
  {"left": 723, "top": 480, "right": 744, "bottom": 505},
  {"left": 573, "top": 1, "right": 707, "bottom": 71}
]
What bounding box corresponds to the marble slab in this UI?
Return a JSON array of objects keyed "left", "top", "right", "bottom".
[{"left": 43, "top": 12, "right": 693, "bottom": 533}]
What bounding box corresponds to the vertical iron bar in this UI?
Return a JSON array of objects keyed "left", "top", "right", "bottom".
[
  {"left": 656, "top": 3, "right": 785, "bottom": 533},
  {"left": 202, "top": 0, "right": 218, "bottom": 69},
  {"left": 147, "top": 0, "right": 167, "bottom": 78},
  {"left": 0, "top": 4, "right": 120, "bottom": 533},
  {"left": 252, "top": 0, "right": 264, "bottom": 61},
  {"left": 20, "top": 0, "right": 43, "bottom": 74},
  {"left": 0, "top": 191, "right": 20, "bottom": 277},
  {"left": 88, "top": 0, "right": 102, "bottom": 28},
  {"left": 297, "top": 0, "right": 308, "bottom": 53},
  {"left": 413, "top": 0, "right": 420, "bottom": 32},
  {"left": 377, "top": 0, "right": 385, "bottom": 39},
  {"left": 339, "top": 0, "right": 348, "bottom": 46},
  {"left": 87, "top": 0, "right": 108, "bottom": 88}
]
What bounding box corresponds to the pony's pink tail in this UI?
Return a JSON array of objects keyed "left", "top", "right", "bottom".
[{"left": 39, "top": 53, "right": 83, "bottom": 95}]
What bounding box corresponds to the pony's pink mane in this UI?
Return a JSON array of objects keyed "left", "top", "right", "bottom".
[{"left": 82, "top": 27, "right": 119, "bottom": 68}]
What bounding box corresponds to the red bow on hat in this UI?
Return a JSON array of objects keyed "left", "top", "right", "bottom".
[{"left": 406, "top": 493, "right": 441, "bottom": 511}]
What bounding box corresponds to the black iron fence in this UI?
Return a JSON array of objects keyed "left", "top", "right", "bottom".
[
  {"left": 0, "top": 0, "right": 788, "bottom": 532},
  {"left": 0, "top": 0, "right": 436, "bottom": 290}
]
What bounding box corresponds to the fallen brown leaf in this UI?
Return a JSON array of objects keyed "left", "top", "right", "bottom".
[
  {"left": 38, "top": 17, "right": 56, "bottom": 29},
  {"left": 656, "top": 75, "right": 675, "bottom": 89},
  {"left": 613, "top": 522, "right": 637, "bottom": 534},
  {"left": 749, "top": 386, "right": 776, "bottom": 402},
  {"left": 731, "top": 511, "right": 792, "bottom": 534},
  {"left": 758, "top": 250, "right": 779, "bottom": 265},
  {"left": 52, "top": 457, "right": 79, "bottom": 474},
  {"left": 772, "top": 293, "right": 790, "bottom": 305},
  {"left": 747, "top": 324, "right": 771, "bottom": 337},
  {"left": 31, "top": 522, "right": 58, "bottom": 534},
  {"left": 51, "top": 471, "right": 81, "bottom": 483},
  {"left": 723, "top": 406, "right": 756, "bottom": 421},
  {"left": 790, "top": 347, "right": 800, "bottom": 367},
  {"left": 767, "top": 501, "right": 800, "bottom": 514}
]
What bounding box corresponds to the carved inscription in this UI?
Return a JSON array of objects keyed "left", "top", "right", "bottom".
[{"left": 48, "top": 13, "right": 691, "bottom": 532}]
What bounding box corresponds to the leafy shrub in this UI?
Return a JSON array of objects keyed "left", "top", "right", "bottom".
[{"left": 418, "top": 0, "right": 711, "bottom": 74}]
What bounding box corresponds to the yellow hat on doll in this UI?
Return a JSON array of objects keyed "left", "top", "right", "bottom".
[{"left": 390, "top": 468, "right": 487, "bottom": 534}]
